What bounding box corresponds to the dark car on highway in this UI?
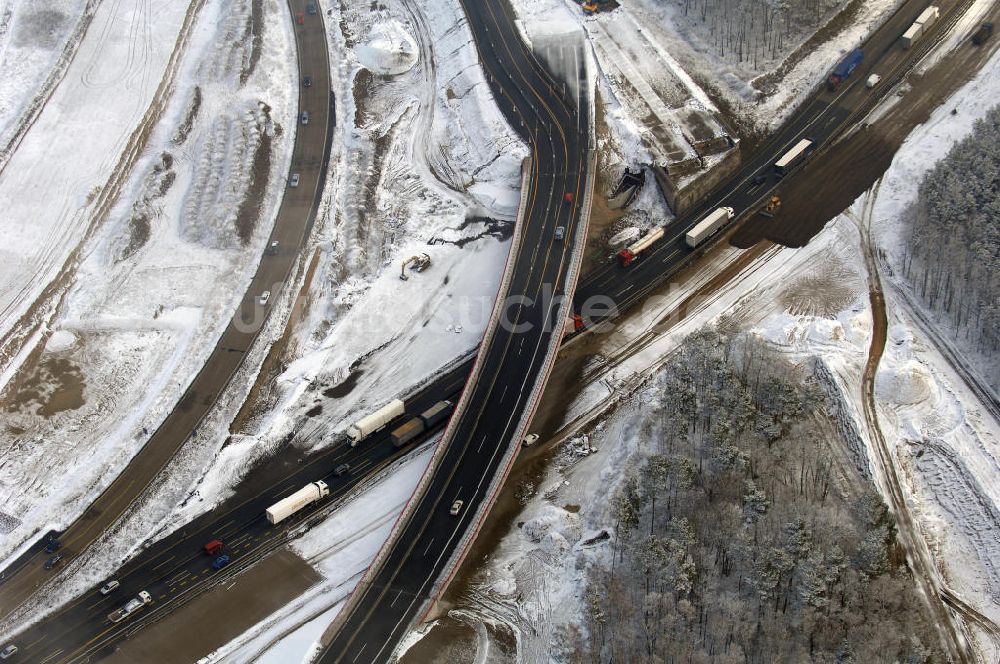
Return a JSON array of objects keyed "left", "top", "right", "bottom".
[
  {"left": 303, "top": 75, "right": 312, "bottom": 88},
  {"left": 44, "top": 555, "right": 62, "bottom": 570}
]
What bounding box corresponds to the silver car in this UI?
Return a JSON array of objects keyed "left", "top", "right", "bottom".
[
  {"left": 99, "top": 580, "right": 120, "bottom": 595},
  {"left": 1, "top": 645, "right": 18, "bottom": 660}
]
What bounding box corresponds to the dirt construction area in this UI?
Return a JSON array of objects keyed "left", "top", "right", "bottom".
[{"left": 104, "top": 550, "right": 321, "bottom": 664}]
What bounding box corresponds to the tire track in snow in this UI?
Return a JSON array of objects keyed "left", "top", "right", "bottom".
[
  {"left": 0, "top": 0, "right": 103, "bottom": 176},
  {"left": 857, "top": 181, "right": 977, "bottom": 663},
  {"left": 0, "top": 0, "right": 206, "bottom": 379}
]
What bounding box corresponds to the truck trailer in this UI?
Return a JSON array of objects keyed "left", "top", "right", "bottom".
[
  {"left": 419, "top": 400, "right": 453, "bottom": 428},
  {"left": 391, "top": 418, "right": 424, "bottom": 448},
  {"left": 902, "top": 6, "right": 939, "bottom": 48},
  {"left": 617, "top": 227, "right": 665, "bottom": 267},
  {"left": 685, "top": 207, "right": 735, "bottom": 248},
  {"left": 347, "top": 399, "right": 405, "bottom": 445},
  {"left": 773, "top": 138, "right": 814, "bottom": 175},
  {"left": 901, "top": 23, "right": 922, "bottom": 48},
  {"left": 390, "top": 401, "right": 454, "bottom": 448},
  {"left": 827, "top": 48, "right": 864, "bottom": 90},
  {"left": 265, "top": 481, "right": 330, "bottom": 524},
  {"left": 915, "top": 6, "right": 939, "bottom": 28},
  {"left": 108, "top": 591, "right": 152, "bottom": 624}
]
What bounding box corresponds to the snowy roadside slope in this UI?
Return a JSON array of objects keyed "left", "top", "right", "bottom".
[
  {"left": 0, "top": 0, "right": 193, "bottom": 350},
  {"left": 0, "top": 0, "right": 296, "bottom": 568},
  {"left": 510, "top": 0, "right": 903, "bottom": 132}
]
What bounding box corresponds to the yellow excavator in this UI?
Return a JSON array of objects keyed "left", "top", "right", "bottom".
[
  {"left": 399, "top": 253, "right": 431, "bottom": 280},
  {"left": 759, "top": 195, "right": 781, "bottom": 218}
]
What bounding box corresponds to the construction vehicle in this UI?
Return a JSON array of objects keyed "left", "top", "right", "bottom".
[
  {"left": 399, "top": 253, "right": 431, "bottom": 280},
  {"left": 758, "top": 196, "right": 781, "bottom": 218}
]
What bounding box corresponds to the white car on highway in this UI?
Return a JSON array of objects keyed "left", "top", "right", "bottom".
[{"left": 258, "top": 291, "right": 270, "bottom": 306}]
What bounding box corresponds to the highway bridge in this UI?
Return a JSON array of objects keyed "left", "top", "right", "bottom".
[
  {"left": 2, "top": 0, "right": 984, "bottom": 660},
  {"left": 314, "top": 0, "right": 592, "bottom": 661}
]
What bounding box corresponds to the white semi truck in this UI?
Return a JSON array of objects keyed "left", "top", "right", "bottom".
[
  {"left": 347, "top": 399, "right": 405, "bottom": 445},
  {"left": 902, "top": 5, "right": 939, "bottom": 48},
  {"left": 108, "top": 590, "right": 152, "bottom": 624},
  {"left": 685, "top": 207, "right": 735, "bottom": 248},
  {"left": 773, "top": 138, "right": 814, "bottom": 175},
  {"left": 266, "top": 481, "right": 330, "bottom": 524}
]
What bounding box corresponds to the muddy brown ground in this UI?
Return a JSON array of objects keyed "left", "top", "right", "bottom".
[
  {"left": 1, "top": 343, "right": 85, "bottom": 417},
  {"left": 104, "top": 550, "right": 321, "bottom": 664},
  {"left": 579, "top": 97, "right": 626, "bottom": 276}
]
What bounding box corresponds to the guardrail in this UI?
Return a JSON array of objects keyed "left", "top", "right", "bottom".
[{"left": 316, "top": 155, "right": 535, "bottom": 646}]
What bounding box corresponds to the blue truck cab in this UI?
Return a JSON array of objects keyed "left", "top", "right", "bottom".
[{"left": 828, "top": 49, "right": 864, "bottom": 90}]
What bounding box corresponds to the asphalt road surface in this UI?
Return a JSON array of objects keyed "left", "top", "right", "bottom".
[
  {"left": 9, "top": 0, "right": 978, "bottom": 659},
  {"left": 4, "top": 364, "right": 471, "bottom": 663},
  {"left": 314, "top": 1, "right": 590, "bottom": 661},
  {"left": 0, "top": 0, "right": 332, "bottom": 635},
  {"left": 573, "top": 0, "right": 969, "bottom": 318}
]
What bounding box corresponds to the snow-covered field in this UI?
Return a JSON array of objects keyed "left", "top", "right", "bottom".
[
  {"left": 868, "top": 43, "right": 1000, "bottom": 646},
  {"left": 0, "top": 0, "right": 297, "bottom": 572},
  {"left": 0, "top": 0, "right": 191, "bottom": 347},
  {"left": 0, "top": 0, "right": 92, "bottom": 160}
]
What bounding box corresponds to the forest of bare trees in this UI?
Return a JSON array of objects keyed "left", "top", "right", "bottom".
[
  {"left": 562, "top": 329, "right": 943, "bottom": 663},
  {"left": 667, "top": 0, "right": 848, "bottom": 68},
  {"left": 902, "top": 105, "right": 1000, "bottom": 387}
]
